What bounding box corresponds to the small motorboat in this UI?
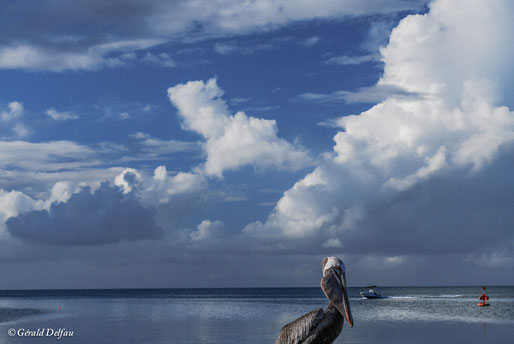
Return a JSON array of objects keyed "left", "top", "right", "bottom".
[{"left": 360, "top": 286, "right": 382, "bottom": 299}]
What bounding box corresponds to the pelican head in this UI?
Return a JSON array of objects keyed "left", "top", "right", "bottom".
[{"left": 321, "top": 257, "right": 354, "bottom": 327}]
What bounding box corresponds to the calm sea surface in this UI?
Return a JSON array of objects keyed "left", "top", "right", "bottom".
[{"left": 0, "top": 287, "right": 513, "bottom": 343}]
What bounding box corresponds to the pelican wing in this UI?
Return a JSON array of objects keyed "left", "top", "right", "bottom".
[{"left": 276, "top": 307, "right": 324, "bottom": 344}]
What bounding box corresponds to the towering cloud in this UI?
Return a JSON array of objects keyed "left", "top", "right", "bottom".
[{"left": 244, "top": 0, "right": 514, "bottom": 264}]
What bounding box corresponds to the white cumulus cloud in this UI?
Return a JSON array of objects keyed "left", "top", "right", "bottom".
[
  {"left": 114, "top": 166, "right": 206, "bottom": 205},
  {"left": 244, "top": 0, "right": 514, "bottom": 263},
  {"left": 0, "top": 101, "right": 30, "bottom": 138},
  {"left": 1, "top": 101, "right": 23, "bottom": 121},
  {"left": 190, "top": 220, "right": 225, "bottom": 241},
  {"left": 167, "top": 78, "right": 312, "bottom": 177},
  {"left": 0, "top": 189, "right": 44, "bottom": 236}
]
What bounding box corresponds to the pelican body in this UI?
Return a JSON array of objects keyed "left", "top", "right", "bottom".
[{"left": 276, "top": 257, "right": 354, "bottom": 344}]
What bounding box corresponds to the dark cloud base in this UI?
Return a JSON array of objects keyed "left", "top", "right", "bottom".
[{"left": 7, "top": 182, "right": 163, "bottom": 246}]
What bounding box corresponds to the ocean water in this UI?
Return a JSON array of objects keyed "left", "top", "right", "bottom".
[{"left": 0, "top": 287, "right": 513, "bottom": 343}]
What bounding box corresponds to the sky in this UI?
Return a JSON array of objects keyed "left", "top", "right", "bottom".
[{"left": 0, "top": 0, "right": 513, "bottom": 289}]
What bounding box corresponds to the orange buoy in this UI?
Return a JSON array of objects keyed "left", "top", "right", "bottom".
[{"left": 477, "top": 286, "right": 490, "bottom": 307}]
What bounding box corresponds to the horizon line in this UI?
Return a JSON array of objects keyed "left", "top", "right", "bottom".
[{"left": 0, "top": 285, "right": 512, "bottom": 292}]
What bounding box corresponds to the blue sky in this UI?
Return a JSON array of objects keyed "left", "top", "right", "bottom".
[{"left": 1, "top": 0, "right": 513, "bottom": 289}]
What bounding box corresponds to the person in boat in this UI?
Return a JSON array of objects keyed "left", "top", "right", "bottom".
[{"left": 478, "top": 286, "right": 490, "bottom": 306}]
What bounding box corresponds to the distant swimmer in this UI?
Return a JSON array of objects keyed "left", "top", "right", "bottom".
[{"left": 478, "top": 286, "right": 490, "bottom": 307}]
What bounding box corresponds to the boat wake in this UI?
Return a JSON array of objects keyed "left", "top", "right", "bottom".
[{"left": 387, "top": 294, "right": 463, "bottom": 300}]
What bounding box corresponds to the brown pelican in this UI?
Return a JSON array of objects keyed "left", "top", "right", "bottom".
[{"left": 276, "top": 257, "right": 354, "bottom": 344}]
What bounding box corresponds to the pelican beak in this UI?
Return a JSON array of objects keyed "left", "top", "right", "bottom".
[
  {"left": 339, "top": 270, "right": 354, "bottom": 327},
  {"left": 321, "top": 267, "right": 354, "bottom": 327}
]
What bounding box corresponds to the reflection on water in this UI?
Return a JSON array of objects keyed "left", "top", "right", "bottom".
[
  {"left": 0, "top": 308, "right": 49, "bottom": 324},
  {"left": 0, "top": 287, "right": 513, "bottom": 343}
]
